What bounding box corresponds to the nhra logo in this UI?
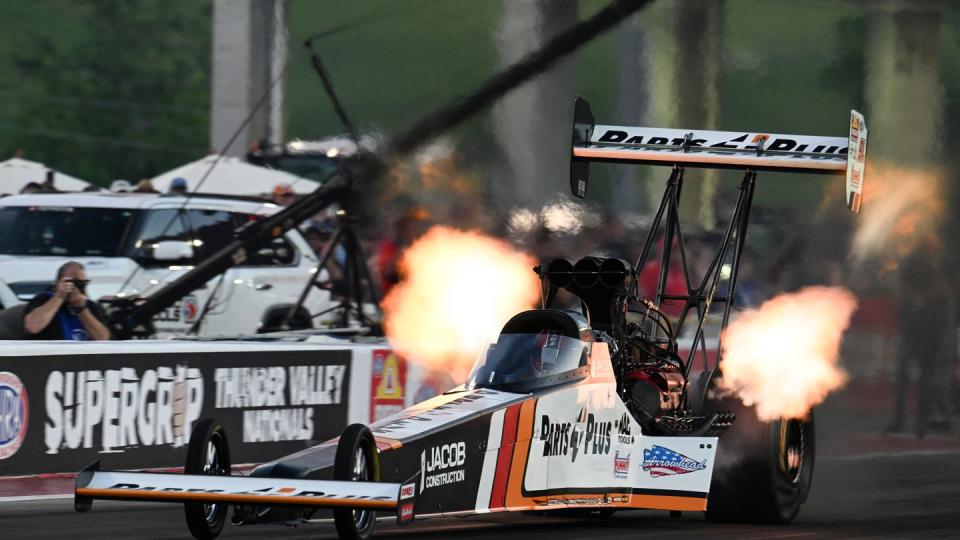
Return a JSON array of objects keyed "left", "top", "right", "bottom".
[
  {"left": 540, "top": 408, "right": 613, "bottom": 462},
  {"left": 642, "top": 445, "right": 706, "bottom": 478},
  {"left": 0, "top": 371, "right": 29, "bottom": 460}
]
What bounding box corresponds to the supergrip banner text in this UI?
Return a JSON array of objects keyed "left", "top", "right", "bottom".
[{"left": 0, "top": 349, "right": 350, "bottom": 475}]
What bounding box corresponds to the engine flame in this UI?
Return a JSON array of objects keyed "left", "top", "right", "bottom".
[
  {"left": 851, "top": 162, "right": 944, "bottom": 264},
  {"left": 716, "top": 286, "right": 858, "bottom": 421},
  {"left": 382, "top": 226, "right": 541, "bottom": 382}
]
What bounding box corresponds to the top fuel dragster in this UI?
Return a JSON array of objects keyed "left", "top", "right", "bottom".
[{"left": 73, "top": 97, "right": 866, "bottom": 539}]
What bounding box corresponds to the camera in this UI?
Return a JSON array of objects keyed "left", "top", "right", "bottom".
[{"left": 66, "top": 278, "right": 89, "bottom": 293}]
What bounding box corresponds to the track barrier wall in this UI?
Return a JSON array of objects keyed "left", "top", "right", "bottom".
[{"left": 0, "top": 340, "right": 439, "bottom": 476}]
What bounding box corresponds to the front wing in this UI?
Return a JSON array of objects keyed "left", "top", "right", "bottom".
[{"left": 74, "top": 461, "right": 417, "bottom": 524}]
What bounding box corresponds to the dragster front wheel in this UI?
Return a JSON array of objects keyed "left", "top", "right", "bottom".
[
  {"left": 333, "top": 423, "right": 380, "bottom": 540},
  {"left": 184, "top": 418, "right": 232, "bottom": 539}
]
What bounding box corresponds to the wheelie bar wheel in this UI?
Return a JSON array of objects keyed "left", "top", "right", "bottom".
[
  {"left": 184, "top": 418, "right": 232, "bottom": 539},
  {"left": 333, "top": 424, "right": 380, "bottom": 540}
]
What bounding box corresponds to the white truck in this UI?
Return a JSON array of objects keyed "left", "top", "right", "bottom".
[{"left": 0, "top": 193, "right": 338, "bottom": 338}]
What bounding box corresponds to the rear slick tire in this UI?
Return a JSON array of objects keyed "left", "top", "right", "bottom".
[
  {"left": 705, "top": 397, "right": 815, "bottom": 524},
  {"left": 184, "top": 419, "right": 232, "bottom": 539},
  {"left": 333, "top": 424, "right": 379, "bottom": 540}
]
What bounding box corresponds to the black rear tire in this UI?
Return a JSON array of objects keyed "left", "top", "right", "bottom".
[
  {"left": 184, "top": 419, "right": 232, "bottom": 539},
  {"left": 333, "top": 424, "right": 379, "bottom": 540},
  {"left": 705, "top": 394, "right": 815, "bottom": 524}
]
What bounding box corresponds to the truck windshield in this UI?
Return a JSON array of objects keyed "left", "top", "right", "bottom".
[{"left": 0, "top": 206, "right": 135, "bottom": 257}]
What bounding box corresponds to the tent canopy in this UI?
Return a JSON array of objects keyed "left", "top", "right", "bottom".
[
  {"left": 151, "top": 154, "right": 320, "bottom": 196},
  {"left": 0, "top": 157, "right": 92, "bottom": 194}
]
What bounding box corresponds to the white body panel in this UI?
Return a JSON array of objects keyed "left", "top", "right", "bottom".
[{"left": 523, "top": 381, "right": 716, "bottom": 497}]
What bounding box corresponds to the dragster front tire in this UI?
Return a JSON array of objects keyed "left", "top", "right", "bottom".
[
  {"left": 184, "top": 418, "right": 232, "bottom": 539},
  {"left": 705, "top": 395, "right": 815, "bottom": 524},
  {"left": 334, "top": 424, "right": 380, "bottom": 540}
]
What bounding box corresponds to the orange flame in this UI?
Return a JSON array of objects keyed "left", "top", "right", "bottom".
[
  {"left": 382, "top": 226, "right": 541, "bottom": 382},
  {"left": 851, "top": 161, "right": 944, "bottom": 264},
  {"left": 716, "top": 286, "right": 857, "bottom": 421}
]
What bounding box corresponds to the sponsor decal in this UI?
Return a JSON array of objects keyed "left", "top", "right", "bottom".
[
  {"left": 642, "top": 445, "right": 707, "bottom": 478},
  {"left": 540, "top": 407, "right": 613, "bottom": 462},
  {"left": 45, "top": 366, "right": 202, "bottom": 454},
  {"left": 370, "top": 350, "right": 406, "bottom": 422},
  {"left": 419, "top": 441, "right": 467, "bottom": 493},
  {"left": 399, "top": 482, "right": 416, "bottom": 500},
  {"left": 614, "top": 451, "right": 630, "bottom": 479},
  {"left": 181, "top": 295, "right": 199, "bottom": 323},
  {"left": 546, "top": 495, "right": 604, "bottom": 506},
  {"left": 595, "top": 129, "right": 847, "bottom": 159},
  {"left": 605, "top": 494, "right": 629, "bottom": 504},
  {"left": 103, "top": 482, "right": 392, "bottom": 501},
  {"left": 398, "top": 501, "right": 415, "bottom": 523},
  {"left": 615, "top": 412, "right": 634, "bottom": 445},
  {"left": 0, "top": 372, "right": 28, "bottom": 460},
  {"left": 154, "top": 299, "right": 184, "bottom": 323},
  {"left": 214, "top": 365, "right": 346, "bottom": 443}
]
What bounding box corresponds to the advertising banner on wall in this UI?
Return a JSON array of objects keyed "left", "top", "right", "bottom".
[
  {"left": 0, "top": 348, "right": 351, "bottom": 476},
  {"left": 370, "top": 349, "right": 406, "bottom": 422}
]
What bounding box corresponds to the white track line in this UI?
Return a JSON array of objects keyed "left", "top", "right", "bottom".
[
  {"left": 822, "top": 448, "right": 960, "bottom": 462},
  {"left": 0, "top": 494, "right": 73, "bottom": 502}
]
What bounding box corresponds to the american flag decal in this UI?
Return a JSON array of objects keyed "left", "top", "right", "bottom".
[{"left": 641, "top": 445, "right": 707, "bottom": 478}]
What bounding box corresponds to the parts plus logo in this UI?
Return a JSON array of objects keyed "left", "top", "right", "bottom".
[
  {"left": 642, "top": 445, "right": 706, "bottom": 478},
  {"left": 540, "top": 408, "right": 613, "bottom": 462},
  {"left": 0, "top": 371, "right": 29, "bottom": 460}
]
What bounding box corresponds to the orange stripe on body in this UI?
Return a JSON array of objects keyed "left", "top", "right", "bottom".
[
  {"left": 488, "top": 403, "right": 521, "bottom": 509},
  {"left": 525, "top": 493, "right": 706, "bottom": 512},
  {"left": 503, "top": 399, "right": 537, "bottom": 508},
  {"left": 374, "top": 437, "right": 403, "bottom": 451},
  {"left": 628, "top": 493, "right": 706, "bottom": 512}
]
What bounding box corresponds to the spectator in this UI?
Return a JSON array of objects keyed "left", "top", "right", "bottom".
[
  {"left": 304, "top": 224, "right": 346, "bottom": 298},
  {"left": 40, "top": 171, "right": 60, "bottom": 192},
  {"left": 133, "top": 179, "right": 159, "bottom": 193},
  {"left": 273, "top": 183, "right": 295, "bottom": 206},
  {"left": 22, "top": 262, "right": 111, "bottom": 341},
  {"left": 169, "top": 177, "right": 188, "bottom": 195},
  {"left": 888, "top": 244, "right": 955, "bottom": 437},
  {"left": 110, "top": 179, "right": 131, "bottom": 193},
  {"left": 375, "top": 208, "right": 429, "bottom": 296},
  {"left": 20, "top": 182, "right": 42, "bottom": 194}
]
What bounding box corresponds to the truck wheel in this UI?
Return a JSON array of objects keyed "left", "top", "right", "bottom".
[
  {"left": 184, "top": 419, "right": 232, "bottom": 539},
  {"left": 334, "top": 424, "right": 379, "bottom": 540},
  {"left": 704, "top": 394, "right": 815, "bottom": 524}
]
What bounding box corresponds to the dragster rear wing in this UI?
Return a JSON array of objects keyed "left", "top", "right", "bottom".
[
  {"left": 74, "top": 462, "right": 418, "bottom": 525},
  {"left": 570, "top": 97, "right": 868, "bottom": 213}
]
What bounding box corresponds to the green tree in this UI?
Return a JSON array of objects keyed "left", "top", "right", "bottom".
[{"left": 4, "top": 0, "right": 211, "bottom": 185}]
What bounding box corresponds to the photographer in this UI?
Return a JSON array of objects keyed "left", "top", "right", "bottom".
[{"left": 22, "top": 261, "right": 111, "bottom": 341}]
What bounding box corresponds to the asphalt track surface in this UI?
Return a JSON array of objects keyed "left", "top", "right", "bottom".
[{"left": 4, "top": 451, "right": 959, "bottom": 539}]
